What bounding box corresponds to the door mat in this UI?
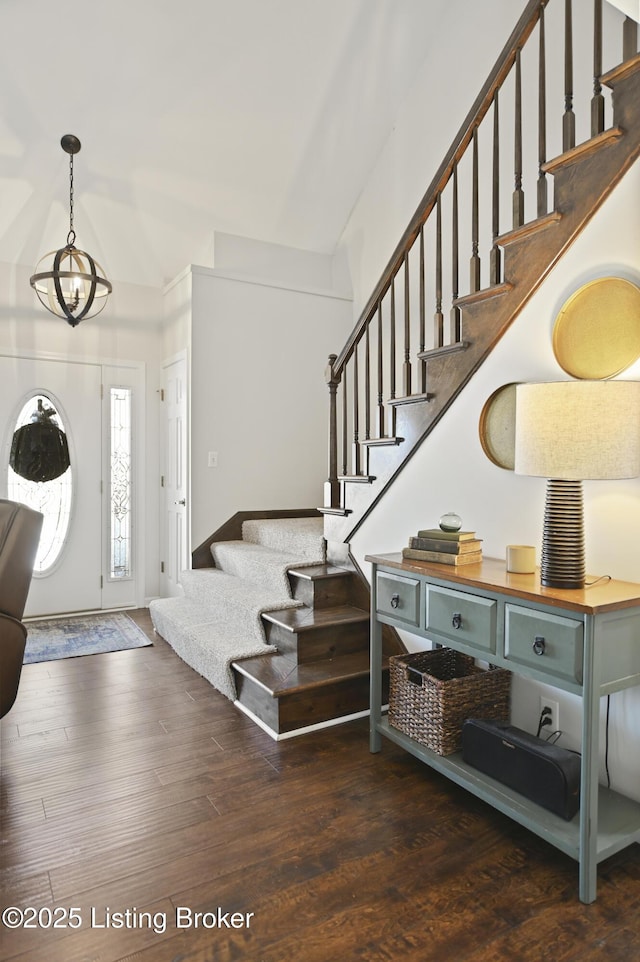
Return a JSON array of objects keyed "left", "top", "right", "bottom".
[{"left": 23, "top": 612, "right": 152, "bottom": 664}]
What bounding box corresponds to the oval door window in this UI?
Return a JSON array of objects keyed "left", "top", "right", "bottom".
[{"left": 7, "top": 393, "right": 73, "bottom": 574}]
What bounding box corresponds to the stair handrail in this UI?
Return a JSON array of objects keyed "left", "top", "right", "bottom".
[{"left": 331, "top": 0, "right": 548, "bottom": 380}]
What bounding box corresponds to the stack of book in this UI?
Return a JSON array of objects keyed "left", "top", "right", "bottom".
[{"left": 402, "top": 527, "right": 483, "bottom": 566}]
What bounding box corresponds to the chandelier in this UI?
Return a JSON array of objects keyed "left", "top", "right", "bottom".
[{"left": 30, "top": 135, "right": 112, "bottom": 327}]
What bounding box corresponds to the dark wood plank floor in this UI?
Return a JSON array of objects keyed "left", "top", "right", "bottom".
[{"left": 1, "top": 609, "right": 639, "bottom": 962}]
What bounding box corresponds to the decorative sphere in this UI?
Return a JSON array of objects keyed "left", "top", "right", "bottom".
[{"left": 439, "top": 512, "right": 462, "bottom": 532}]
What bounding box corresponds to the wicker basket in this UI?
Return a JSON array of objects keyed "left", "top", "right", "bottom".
[{"left": 388, "top": 648, "right": 511, "bottom": 756}]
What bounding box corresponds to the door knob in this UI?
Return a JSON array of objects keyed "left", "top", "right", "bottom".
[{"left": 175, "top": 499, "right": 186, "bottom": 506}]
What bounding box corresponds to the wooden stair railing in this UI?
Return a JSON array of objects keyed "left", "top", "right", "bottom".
[{"left": 322, "top": 0, "right": 640, "bottom": 547}]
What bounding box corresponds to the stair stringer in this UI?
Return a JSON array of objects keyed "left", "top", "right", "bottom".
[{"left": 324, "top": 57, "right": 640, "bottom": 549}]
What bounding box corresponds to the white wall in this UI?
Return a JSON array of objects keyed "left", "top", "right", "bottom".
[
  {"left": 186, "top": 259, "right": 353, "bottom": 546},
  {"left": 335, "top": 0, "right": 640, "bottom": 800},
  {"left": 0, "top": 261, "right": 163, "bottom": 604}
]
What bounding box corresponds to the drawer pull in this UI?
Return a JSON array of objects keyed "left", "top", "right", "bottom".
[
  {"left": 390, "top": 593, "right": 400, "bottom": 609},
  {"left": 532, "top": 636, "right": 546, "bottom": 656},
  {"left": 452, "top": 612, "right": 463, "bottom": 630}
]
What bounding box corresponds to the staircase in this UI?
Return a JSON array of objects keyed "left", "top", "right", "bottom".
[
  {"left": 159, "top": 2, "right": 639, "bottom": 738},
  {"left": 186, "top": 511, "right": 398, "bottom": 738}
]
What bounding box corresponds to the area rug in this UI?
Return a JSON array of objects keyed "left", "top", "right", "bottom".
[{"left": 23, "top": 612, "right": 152, "bottom": 664}]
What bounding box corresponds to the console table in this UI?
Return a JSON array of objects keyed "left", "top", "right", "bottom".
[{"left": 366, "top": 552, "right": 640, "bottom": 903}]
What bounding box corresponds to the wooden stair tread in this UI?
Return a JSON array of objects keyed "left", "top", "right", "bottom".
[
  {"left": 362, "top": 436, "right": 404, "bottom": 447},
  {"left": 288, "top": 564, "right": 352, "bottom": 581},
  {"left": 339, "top": 474, "right": 377, "bottom": 483},
  {"left": 262, "top": 604, "right": 369, "bottom": 632},
  {"left": 234, "top": 649, "right": 387, "bottom": 697},
  {"left": 454, "top": 282, "right": 513, "bottom": 306},
  {"left": 542, "top": 126, "right": 624, "bottom": 174},
  {"left": 417, "top": 341, "right": 469, "bottom": 361},
  {"left": 497, "top": 212, "right": 562, "bottom": 247},
  {"left": 387, "top": 392, "right": 434, "bottom": 407}
]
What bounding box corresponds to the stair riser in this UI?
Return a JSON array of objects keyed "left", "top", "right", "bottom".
[
  {"left": 265, "top": 621, "right": 369, "bottom": 663},
  {"left": 289, "top": 575, "right": 351, "bottom": 609},
  {"left": 234, "top": 668, "right": 390, "bottom": 735}
]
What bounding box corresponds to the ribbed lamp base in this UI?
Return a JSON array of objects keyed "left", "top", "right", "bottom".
[{"left": 540, "top": 479, "right": 585, "bottom": 589}]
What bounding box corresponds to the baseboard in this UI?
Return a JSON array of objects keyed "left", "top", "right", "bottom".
[{"left": 233, "top": 700, "right": 371, "bottom": 741}]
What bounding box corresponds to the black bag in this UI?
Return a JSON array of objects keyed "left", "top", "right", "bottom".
[{"left": 461, "top": 718, "right": 581, "bottom": 820}]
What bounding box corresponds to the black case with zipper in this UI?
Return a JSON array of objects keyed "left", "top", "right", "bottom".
[{"left": 461, "top": 718, "right": 581, "bottom": 820}]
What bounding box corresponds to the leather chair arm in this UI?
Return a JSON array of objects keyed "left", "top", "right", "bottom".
[{"left": 0, "top": 613, "right": 28, "bottom": 718}]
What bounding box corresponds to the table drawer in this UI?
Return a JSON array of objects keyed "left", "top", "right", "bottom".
[
  {"left": 425, "top": 584, "right": 497, "bottom": 654},
  {"left": 376, "top": 572, "right": 420, "bottom": 626},
  {"left": 504, "top": 604, "right": 584, "bottom": 684}
]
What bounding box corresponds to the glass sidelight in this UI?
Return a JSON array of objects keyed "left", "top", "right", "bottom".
[{"left": 108, "top": 386, "right": 132, "bottom": 581}]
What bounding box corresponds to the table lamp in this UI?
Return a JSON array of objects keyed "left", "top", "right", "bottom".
[{"left": 514, "top": 380, "right": 640, "bottom": 588}]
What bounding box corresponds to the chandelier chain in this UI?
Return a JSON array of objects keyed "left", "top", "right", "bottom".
[{"left": 67, "top": 153, "right": 76, "bottom": 246}]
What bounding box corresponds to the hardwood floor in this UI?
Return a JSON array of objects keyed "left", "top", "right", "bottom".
[{"left": 1, "top": 609, "right": 639, "bottom": 962}]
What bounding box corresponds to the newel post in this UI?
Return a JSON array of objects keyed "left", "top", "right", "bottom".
[{"left": 324, "top": 354, "right": 340, "bottom": 509}]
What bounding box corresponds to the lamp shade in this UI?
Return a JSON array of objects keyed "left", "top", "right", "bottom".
[{"left": 515, "top": 380, "right": 640, "bottom": 481}]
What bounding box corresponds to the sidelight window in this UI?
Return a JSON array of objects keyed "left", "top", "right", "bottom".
[{"left": 109, "top": 386, "right": 132, "bottom": 580}]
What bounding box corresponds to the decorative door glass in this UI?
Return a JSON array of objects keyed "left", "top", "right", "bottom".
[
  {"left": 8, "top": 393, "right": 73, "bottom": 574},
  {"left": 109, "top": 386, "right": 132, "bottom": 580}
]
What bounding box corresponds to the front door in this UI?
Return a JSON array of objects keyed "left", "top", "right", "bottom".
[
  {"left": 1, "top": 355, "right": 102, "bottom": 616},
  {"left": 1, "top": 354, "right": 144, "bottom": 617}
]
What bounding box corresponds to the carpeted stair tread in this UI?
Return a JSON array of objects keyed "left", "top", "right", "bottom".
[
  {"left": 242, "top": 516, "right": 325, "bottom": 560},
  {"left": 211, "top": 541, "right": 325, "bottom": 595},
  {"left": 261, "top": 604, "right": 369, "bottom": 633},
  {"left": 233, "top": 648, "right": 388, "bottom": 696},
  {"left": 149, "top": 596, "right": 277, "bottom": 701},
  {"left": 181, "top": 568, "right": 301, "bottom": 613}
]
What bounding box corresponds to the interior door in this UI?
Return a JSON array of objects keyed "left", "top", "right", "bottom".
[
  {"left": 162, "top": 353, "right": 189, "bottom": 597},
  {"left": 0, "top": 355, "right": 102, "bottom": 616}
]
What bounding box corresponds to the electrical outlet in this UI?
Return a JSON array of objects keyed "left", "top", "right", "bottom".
[{"left": 539, "top": 695, "right": 559, "bottom": 735}]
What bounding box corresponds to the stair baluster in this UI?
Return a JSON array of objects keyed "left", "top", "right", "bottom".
[
  {"left": 470, "top": 127, "right": 481, "bottom": 293},
  {"left": 325, "top": 354, "right": 339, "bottom": 510},
  {"left": 403, "top": 252, "right": 412, "bottom": 396},
  {"left": 450, "top": 165, "right": 461, "bottom": 343},
  {"left": 419, "top": 226, "right": 427, "bottom": 393},
  {"left": 365, "top": 320, "right": 371, "bottom": 441},
  {"left": 592, "top": 0, "right": 604, "bottom": 136},
  {"left": 377, "top": 302, "right": 384, "bottom": 437},
  {"left": 352, "top": 343, "right": 361, "bottom": 475},
  {"left": 341, "top": 364, "right": 348, "bottom": 479},
  {"left": 623, "top": 16, "right": 638, "bottom": 61},
  {"left": 563, "top": 0, "right": 576, "bottom": 150},
  {"left": 434, "top": 194, "right": 444, "bottom": 346},
  {"left": 490, "top": 92, "right": 501, "bottom": 285},
  {"left": 389, "top": 277, "right": 397, "bottom": 434},
  {"left": 513, "top": 48, "right": 525, "bottom": 228},
  {"left": 538, "top": 8, "right": 548, "bottom": 217}
]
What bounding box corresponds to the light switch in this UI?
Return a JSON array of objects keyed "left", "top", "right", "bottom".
[{"left": 207, "top": 451, "right": 218, "bottom": 468}]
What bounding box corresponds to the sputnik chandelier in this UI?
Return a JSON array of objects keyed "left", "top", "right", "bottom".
[{"left": 30, "top": 134, "right": 112, "bottom": 327}]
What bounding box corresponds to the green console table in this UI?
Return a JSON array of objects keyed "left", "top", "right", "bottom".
[{"left": 366, "top": 552, "right": 640, "bottom": 903}]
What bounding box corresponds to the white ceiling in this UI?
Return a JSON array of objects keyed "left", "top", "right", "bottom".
[{"left": 0, "top": 0, "right": 448, "bottom": 290}]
